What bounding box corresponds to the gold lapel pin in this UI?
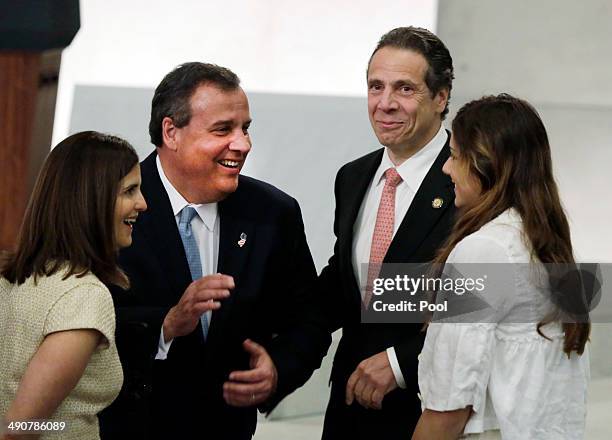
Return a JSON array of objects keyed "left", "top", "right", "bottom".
[
  {"left": 432, "top": 197, "right": 444, "bottom": 209},
  {"left": 237, "top": 232, "right": 247, "bottom": 247}
]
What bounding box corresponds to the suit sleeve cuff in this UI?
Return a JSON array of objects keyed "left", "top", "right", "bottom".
[
  {"left": 155, "top": 326, "right": 173, "bottom": 360},
  {"left": 386, "top": 347, "right": 406, "bottom": 389}
]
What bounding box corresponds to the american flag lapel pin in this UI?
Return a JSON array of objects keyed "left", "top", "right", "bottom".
[{"left": 237, "top": 232, "right": 247, "bottom": 248}]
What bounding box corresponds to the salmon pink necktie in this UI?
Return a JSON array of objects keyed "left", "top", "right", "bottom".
[{"left": 364, "top": 167, "right": 402, "bottom": 308}]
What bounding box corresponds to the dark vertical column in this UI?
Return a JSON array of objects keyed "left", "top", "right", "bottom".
[
  {"left": 0, "top": 52, "right": 41, "bottom": 251},
  {"left": 0, "top": 0, "right": 79, "bottom": 251}
]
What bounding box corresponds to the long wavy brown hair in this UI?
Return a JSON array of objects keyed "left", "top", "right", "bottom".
[
  {"left": 435, "top": 94, "right": 589, "bottom": 355},
  {"left": 1, "top": 131, "right": 139, "bottom": 289}
]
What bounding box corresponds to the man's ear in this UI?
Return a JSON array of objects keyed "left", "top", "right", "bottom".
[
  {"left": 161, "top": 117, "right": 178, "bottom": 151},
  {"left": 435, "top": 88, "right": 449, "bottom": 115}
]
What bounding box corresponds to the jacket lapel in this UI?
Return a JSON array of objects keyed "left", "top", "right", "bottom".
[
  {"left": 206, "top": 182, "right": 255, "bottom": 343},
  {"left": 385, "top": 139, "right": 454, "bottom": 262},
  {"left": 139, "top": 152, "right": 192, "bottom": 305},
  {"left": 338, "top": 150, "right": 384, "bottom": 305},
  {"left": 338, "top": 150, "right": 384, "bottom": 245}
]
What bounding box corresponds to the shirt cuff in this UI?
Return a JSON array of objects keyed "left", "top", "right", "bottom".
[
  {"left": 155, "top": 326, "right": 174, "bottom": 360},
  {"left": 386, "top": 347, "right": 406, "bottom": 389}
]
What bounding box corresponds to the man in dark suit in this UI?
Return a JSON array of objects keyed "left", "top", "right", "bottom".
[
  {"left": 99, "top": 62, "right": 329, "bottom": 439},
  {"left": 319, "top": 27, "right": 457, "bottom": 439}
]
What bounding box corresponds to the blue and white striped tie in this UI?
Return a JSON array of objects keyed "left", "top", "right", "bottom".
[{"left": 178, "top": 206, "right": 209, "bottom": 340}]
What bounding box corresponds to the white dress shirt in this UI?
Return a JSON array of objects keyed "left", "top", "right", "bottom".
[
  {"left": 155, "top": 155, "right": 219, "bottom": 360},
  {"left": 351, "top": 125, "right": 448, "bottom": 388}
]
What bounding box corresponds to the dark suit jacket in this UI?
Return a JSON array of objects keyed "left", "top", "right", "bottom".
[
  {"left": 319, "top": 135, "right": 456, "bottom": 439},
  {"left": 99, "top": 152, "right": 329, "bottom": 440}
]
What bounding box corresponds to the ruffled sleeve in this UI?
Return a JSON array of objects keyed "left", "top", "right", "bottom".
[
  {"left": 43, "top": 282, "right": 116, "bottom": 350},
  {"left": 418, "top": 231, "right": 513, "bottom": 415},
  {"left": 418, "top": 322, "right": 495, "bottom": 415}
]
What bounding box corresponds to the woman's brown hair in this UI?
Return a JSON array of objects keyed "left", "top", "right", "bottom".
[
  {"left": 435, "top": 94, "right": 590, "bottom": 355},
  {"left": 1, "top": 131, "right": 139, "bottom": 289}
]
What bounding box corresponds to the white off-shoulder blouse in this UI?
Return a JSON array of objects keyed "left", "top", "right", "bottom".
[{"left": 418, "top": 209, "right": 590, "bottom": 439}]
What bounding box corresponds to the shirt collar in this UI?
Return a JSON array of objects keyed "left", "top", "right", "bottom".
[
  {"left": 156, "top": 155, "right": 218, "bottom": 231},
  {"left": 373, "top": 125, "right": 448, "bottom": 192}
]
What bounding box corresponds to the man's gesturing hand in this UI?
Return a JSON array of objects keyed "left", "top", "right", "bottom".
[
  {"left": 162, "top": 274, "right": 233, "bottom": 341},
  {"left": 345, "top": 350, "right": 398, "bottom": 410},
  {"left": 223, "top": 339, "right": 278, "bottom": 407}
]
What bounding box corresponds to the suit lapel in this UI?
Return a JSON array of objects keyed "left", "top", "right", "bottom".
[
  {"left": 206, "top": 184, "right": 255, "bottom": 343},
  {"left": 385, "top": 139, "right": 454, "bottom": 262},
  {"left": 338, "top": 150, "right": 384, "bottom": 305},
  {"left": 338, "top": 150, "right": 384, "bottom": 245},
  {"left": 139, "top": 152, "right": 192, "bottom": 304}
]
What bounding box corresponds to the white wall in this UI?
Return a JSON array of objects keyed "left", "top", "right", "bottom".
[
  {"left": 53, "top": 0, "right": 437, "bottom": 143},
  {"left": 438, "top": 0, "right": 612, "bottom": 261}
]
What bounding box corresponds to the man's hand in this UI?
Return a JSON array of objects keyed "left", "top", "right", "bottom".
[
  {"left": 345, "top": 350, "right": 398, "bottom": 410},
  {"left": 223, "top": 339, "right": 278, "bottom": 407},
  {"left": 162, "top": 274, "right": 233, "bottom": 341}
]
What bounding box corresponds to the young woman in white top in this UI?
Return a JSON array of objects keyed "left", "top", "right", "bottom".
[
  {"left": 1, "top": 131, "right": 147, "bottom": 439},
  {"left": 413, "top": 94, "right": 590, "bottom": 440}
]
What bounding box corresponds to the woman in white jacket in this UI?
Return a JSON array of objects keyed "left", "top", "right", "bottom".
[{"left": 413, "top": 94, "right": 590, "bottom": 440}]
